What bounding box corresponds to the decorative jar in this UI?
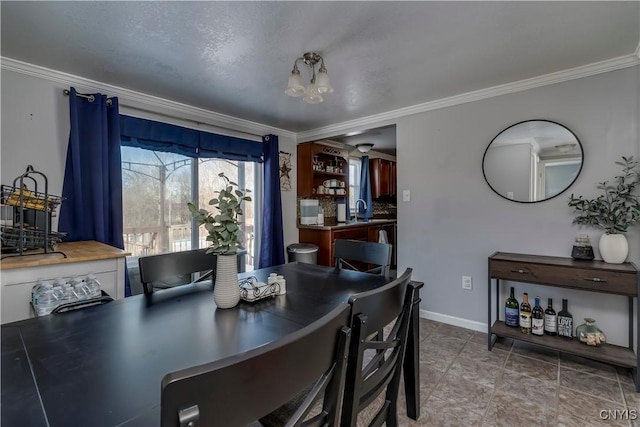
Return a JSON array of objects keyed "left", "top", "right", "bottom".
[{"left": 576, "top": 318, "right": 606, "bottom": 346}]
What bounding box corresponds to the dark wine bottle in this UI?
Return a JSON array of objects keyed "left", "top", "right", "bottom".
[
  {"left": 505, "top": 287, "right": 519, "bottom": 327},
  {"left": 557, "top": 299, "right": 573, "bottom": 339},
  {"left": 544, "top": 298, "right": 557, "bottom": 336},
  {"left": 520, "top": 293, "right": 532, "bottom": 334},
  {"left": 531, "top": 296, "right": 544, "bottom": 336}
]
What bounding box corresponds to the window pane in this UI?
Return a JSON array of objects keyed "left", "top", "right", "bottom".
[
  {"left": 349, "top": 159, "right": 361, "bottom": 214},
  {"left": 122, "top": 146, "right": 192, "bottom": 257},
  {"left": 198, "top": 159, "right": 256, "bottom": 272}
]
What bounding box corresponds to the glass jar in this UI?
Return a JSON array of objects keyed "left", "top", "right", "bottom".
[
  {"left": 571, "top": 234, "right": 594, "bottom": 260},
  {"left": 576, "top": 318, "right": 606, "bottom": 346}
]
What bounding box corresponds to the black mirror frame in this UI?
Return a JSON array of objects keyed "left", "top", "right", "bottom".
[{"left": 482, "top": 119, "right": 584, "bottom": 204}]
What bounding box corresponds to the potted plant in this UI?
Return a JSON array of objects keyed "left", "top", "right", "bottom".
[
  {"left": 188, "top": 172, "right": 252, "bottom": 308},
  {"left": 568, "top": 156, "right": 640, "bottom": 263}
]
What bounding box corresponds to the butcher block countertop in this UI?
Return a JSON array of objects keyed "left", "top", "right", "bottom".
[{"left": 1, "top": 241, "right": 130, "bottom": 270}]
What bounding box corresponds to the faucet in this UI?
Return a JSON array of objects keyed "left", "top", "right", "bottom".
[{"left": 355, "top": 199, "right": 368, "bottom": 221}]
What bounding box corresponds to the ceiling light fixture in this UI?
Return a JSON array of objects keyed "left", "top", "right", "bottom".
[
  {"left": 285, "top": 52, "right": 333, "bottom": 104},
  {"left": 356, "top": 143, "right": 374, "bottom": 153}
]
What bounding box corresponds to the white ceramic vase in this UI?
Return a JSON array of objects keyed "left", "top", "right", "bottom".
[
  {"left": 599, "top": 233, "right": 629, "bottom": 264},
  {"left": 214, "top": 254, "right": 240, "bottom": 309}
]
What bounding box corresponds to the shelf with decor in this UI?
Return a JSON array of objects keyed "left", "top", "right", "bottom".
[
  {"left": 297, "top": 141, "right": 349, "bottom": 199},
  {"left": 488, "top": 251, "right": 639, "bottom": 390}
]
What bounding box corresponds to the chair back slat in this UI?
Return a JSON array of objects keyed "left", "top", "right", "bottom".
[
  {"left": 161, "top": 304, "right": 352, "bottom": 427},
  {"left": 138, "top": 249, "right": 217, "bottom": 295},
  {"left": 342, "top": 268, "right": 415, "bottom": 427},
  {"left": 334, "top": 239, "right": 392, "bottom": 279}
]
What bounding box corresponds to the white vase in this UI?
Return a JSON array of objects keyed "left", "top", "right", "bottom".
[
  {"left": 214, "top": 254, "right": 240, "bottom": 309},
  {"left": 599, "top": 233, "right": 629, "bottom": 264}
]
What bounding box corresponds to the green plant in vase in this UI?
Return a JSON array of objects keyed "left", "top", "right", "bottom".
[
  {"left": 188, "top": 172, "right": 252, "bottom": 308},
  {"left": 568, "top": 156, "right": 640, "bottom": 263}
]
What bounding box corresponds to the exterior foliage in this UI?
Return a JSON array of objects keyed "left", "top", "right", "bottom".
[
  {"left": 188, "top": 173, "right": 252, "bottom": 255},
  {"left": 568, "top": 156, "right": 640, "bottom": 234}
]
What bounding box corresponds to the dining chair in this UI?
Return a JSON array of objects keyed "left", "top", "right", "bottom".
[
  {"left": 341, "top": 268, "right": 415, "bottom": 427},
  {"left": 138, "top": 248, "right": 218, "bottom": 295},
  {"left": 160, "top": 304, "right": 352, "bottom": 427},
  {"left": 333, "top": 239, "right": 392, "bottom": 279}
]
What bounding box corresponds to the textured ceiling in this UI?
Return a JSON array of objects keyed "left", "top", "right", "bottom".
[{"left": 2, "top": 1, "right": 639, "bottom": 143}]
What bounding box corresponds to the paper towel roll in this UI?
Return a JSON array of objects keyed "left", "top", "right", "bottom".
[{"left": 337, "top": 202, "right": 347, "bottom": 223}]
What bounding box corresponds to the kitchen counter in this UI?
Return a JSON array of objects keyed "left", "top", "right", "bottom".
[
  {"left": 1, "top": 241, "right": 130, "bottom": 323},
  {"left": 298, "top": 218, "right": 396, "bottom": 231}
]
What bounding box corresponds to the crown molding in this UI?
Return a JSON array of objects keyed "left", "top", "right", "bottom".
[
  {"left": 0, "top": 57, "right": 296, "bottom": 140},
  {"left": 297, "top": 54, "right": 640, "bottom": 142}
]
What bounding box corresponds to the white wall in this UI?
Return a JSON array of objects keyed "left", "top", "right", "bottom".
[
  {"left": 396, "top": 66, "right": 640, "bottom": 346},
  {"left": 0, "top": 67, "right": 299, "bottom": 253}
]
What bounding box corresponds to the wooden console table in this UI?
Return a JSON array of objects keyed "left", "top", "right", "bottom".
[{"left": 487, "top": 252, "right": 639, "bottom": 390}]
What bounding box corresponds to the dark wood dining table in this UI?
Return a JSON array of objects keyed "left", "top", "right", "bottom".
[{"left": 1, "top": 262, "right": 422, "bottom": 427}]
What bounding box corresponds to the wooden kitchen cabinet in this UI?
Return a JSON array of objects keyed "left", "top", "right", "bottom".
[
  {"left": 370, "top": 158, "right": 396, "bottom": 199},
  {"left": 297, "top": 142, "right": 349, "bottom": 198},
  {"left": 298, "top": 221, "right": 396, "bottom": 267}
]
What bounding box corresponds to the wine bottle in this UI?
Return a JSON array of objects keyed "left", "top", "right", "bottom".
[
  {"left": 557, "top": 298, "right": 573, "bottom": 339},
  {"left": 531, "top": 296, "right": 544, "bottom": 336},
  {"left": 505, "top": 287, "right": 519, "bottom": 327},
  {"left": 520, "top": 293, "right": 532, "bottom": 334},
  {"left": 544, "top": 298, "right": 557, "bottom": 336}
]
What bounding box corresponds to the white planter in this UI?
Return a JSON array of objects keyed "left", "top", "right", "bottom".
[
  {"left": 598, "top": 233, "right": 629, "bottom": 264},
  {"left": 214, "top": 254, "right": 240, "bottom": 309}
]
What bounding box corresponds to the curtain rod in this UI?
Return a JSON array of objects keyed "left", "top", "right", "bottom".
[
  {"left": 62, "top": 89, "right": 264, "bottom": 141},
  {"left": 63, "top": 89, "right": 112, "bottom": 106}
]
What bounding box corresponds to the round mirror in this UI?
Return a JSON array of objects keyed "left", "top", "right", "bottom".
[{"left": 482, "top": 120, "right": 583, "bottom": 203}]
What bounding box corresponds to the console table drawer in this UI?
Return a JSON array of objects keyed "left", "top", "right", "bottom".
[{"left": 491, "top": 260, "right": 637, "bottom": 296}]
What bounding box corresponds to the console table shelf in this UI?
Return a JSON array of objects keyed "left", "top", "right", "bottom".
[{"left": 488, "top": 252, "right": 639, "bottom": 390}]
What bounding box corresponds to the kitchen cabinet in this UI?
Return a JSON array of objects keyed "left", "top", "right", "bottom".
[
  {"left": 1, "top": 241, "right": 129, "bottom": 323},
  {"left": 370, "top": 158, "right": 396, "bottom": 199},
  {"left": 488, "top": 252, "right": 639, "bottom": 390},
  {"left": 298, "top": 220, "right": 396, "bottom": 267},
  {"left": 297, "top": 142, "right": 349, "bottom": 198}
]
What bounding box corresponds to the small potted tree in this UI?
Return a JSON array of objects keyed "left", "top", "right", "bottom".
[
  {"left": 188, "top": 172, "right": 252, "bottom": 308},
  {"left": 568, "top": 156, "right": 640, "bottom": 263}
]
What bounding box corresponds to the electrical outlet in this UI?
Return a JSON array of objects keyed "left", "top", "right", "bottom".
[
  {"left": 402, "top": 190, "right": 411, "bottom": 202},
  {"left": 462, "top": 276, "right": 472, "bottom": 290}
]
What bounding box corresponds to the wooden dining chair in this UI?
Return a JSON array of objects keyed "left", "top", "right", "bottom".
[
  {"left": 160, "top": 304, "right": 352, "bottom": 427},
  {"left": 341, "top": 268, "right": 415, "bottom": 427},
  {"left": 138, "top": 248, "right": 218, "bottom": 295},
  {"left": 333, "top": 239, "right": 392, "bottom": 279}
]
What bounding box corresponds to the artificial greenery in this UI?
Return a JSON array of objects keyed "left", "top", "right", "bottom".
[
  {"left": 187, "top": 172, "right": 252, "bottom": 255},
  {"left": 568, "top": 156, "right": 640, "bottom": 234}
]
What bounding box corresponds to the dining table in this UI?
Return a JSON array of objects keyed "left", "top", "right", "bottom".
[{"left": 1, "top": 261, "right": 422, "bottom": 427}]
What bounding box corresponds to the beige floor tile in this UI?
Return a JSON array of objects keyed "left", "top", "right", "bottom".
[
  {"left": 483, "top": 393, "right": 557, "bottom": 427},
  {"left": 428, "top": 334, "right": 468, "bottom": 354},
  {"left": 558, "top": 387, "right": 629, "bottom": 427},
  {"left": 419, "top": 318, "right": 441, "bottom": 340},
  {"left": 617, "top": 367, "right": 636, "bottom": 385},
  {"left": 419, "top": 341, "right": 459, "bottom": 371},
  {"left": 432, "top": 323, "right": 474, "bottom": 341},
  {"left": 560, "top": 353, "right": 618, "bottom": 381},
  {"left": 459, "top": 341, "right": 509, "bottom": 367},
  {"left": 511, "top": 341, "right": 560, "bottom": 364},
  {"left": 496, "top": 369, "right": 558, "bottom": 407},
  {"left": 470, "top": 332, "right": 514, "bottom": 351},
  {"left": 505, "top": 353, "right": 559, "bottom": 382},
  {"left": 446, "top": 356, "right": 502, "bottom": 387},
  {"left": 431, "top": 372, "right": 494, "bottom": 414},
  {"left": 413, "top": 396, "right": 484, "bottom": 427},
  {"left": 559, "top": 367, "right": 624, "bottom": 404},
  {"left": 621, "top": 382, "right": 640, "bottom": 411}
]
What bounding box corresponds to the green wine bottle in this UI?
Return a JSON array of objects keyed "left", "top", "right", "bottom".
[
  {"left": 520, "top": 293, "right": 532, "bottom": 334},
  {"left": 505, "top": 287, "right": 519, "bottom": 327},
  {"left": 532, "top": 296, "right": 544, "bottom": 336}
]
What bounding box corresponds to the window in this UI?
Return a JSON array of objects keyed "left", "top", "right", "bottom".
[
  {"left": 349, "top": 158, "right": 361, "bottom": 215},
  {"left": 121, "top": 147, "right": 258, "bottom": 272}
]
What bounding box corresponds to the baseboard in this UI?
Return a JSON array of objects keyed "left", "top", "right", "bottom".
[{"left": 419, "top": 309, "right": 487, "bottom": 333}]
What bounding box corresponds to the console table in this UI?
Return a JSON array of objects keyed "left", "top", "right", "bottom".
[{"left": 487, "top": 252, "right": 639, "bottom": 390}]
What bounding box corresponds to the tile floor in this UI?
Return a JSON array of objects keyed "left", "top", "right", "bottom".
[{"left": 394, "top": 318, "right": 639, "bottom": 427}]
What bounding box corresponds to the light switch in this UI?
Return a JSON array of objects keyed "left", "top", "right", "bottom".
[{"left": 402, "top": 190, "right": 411, "bottom": 202}]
